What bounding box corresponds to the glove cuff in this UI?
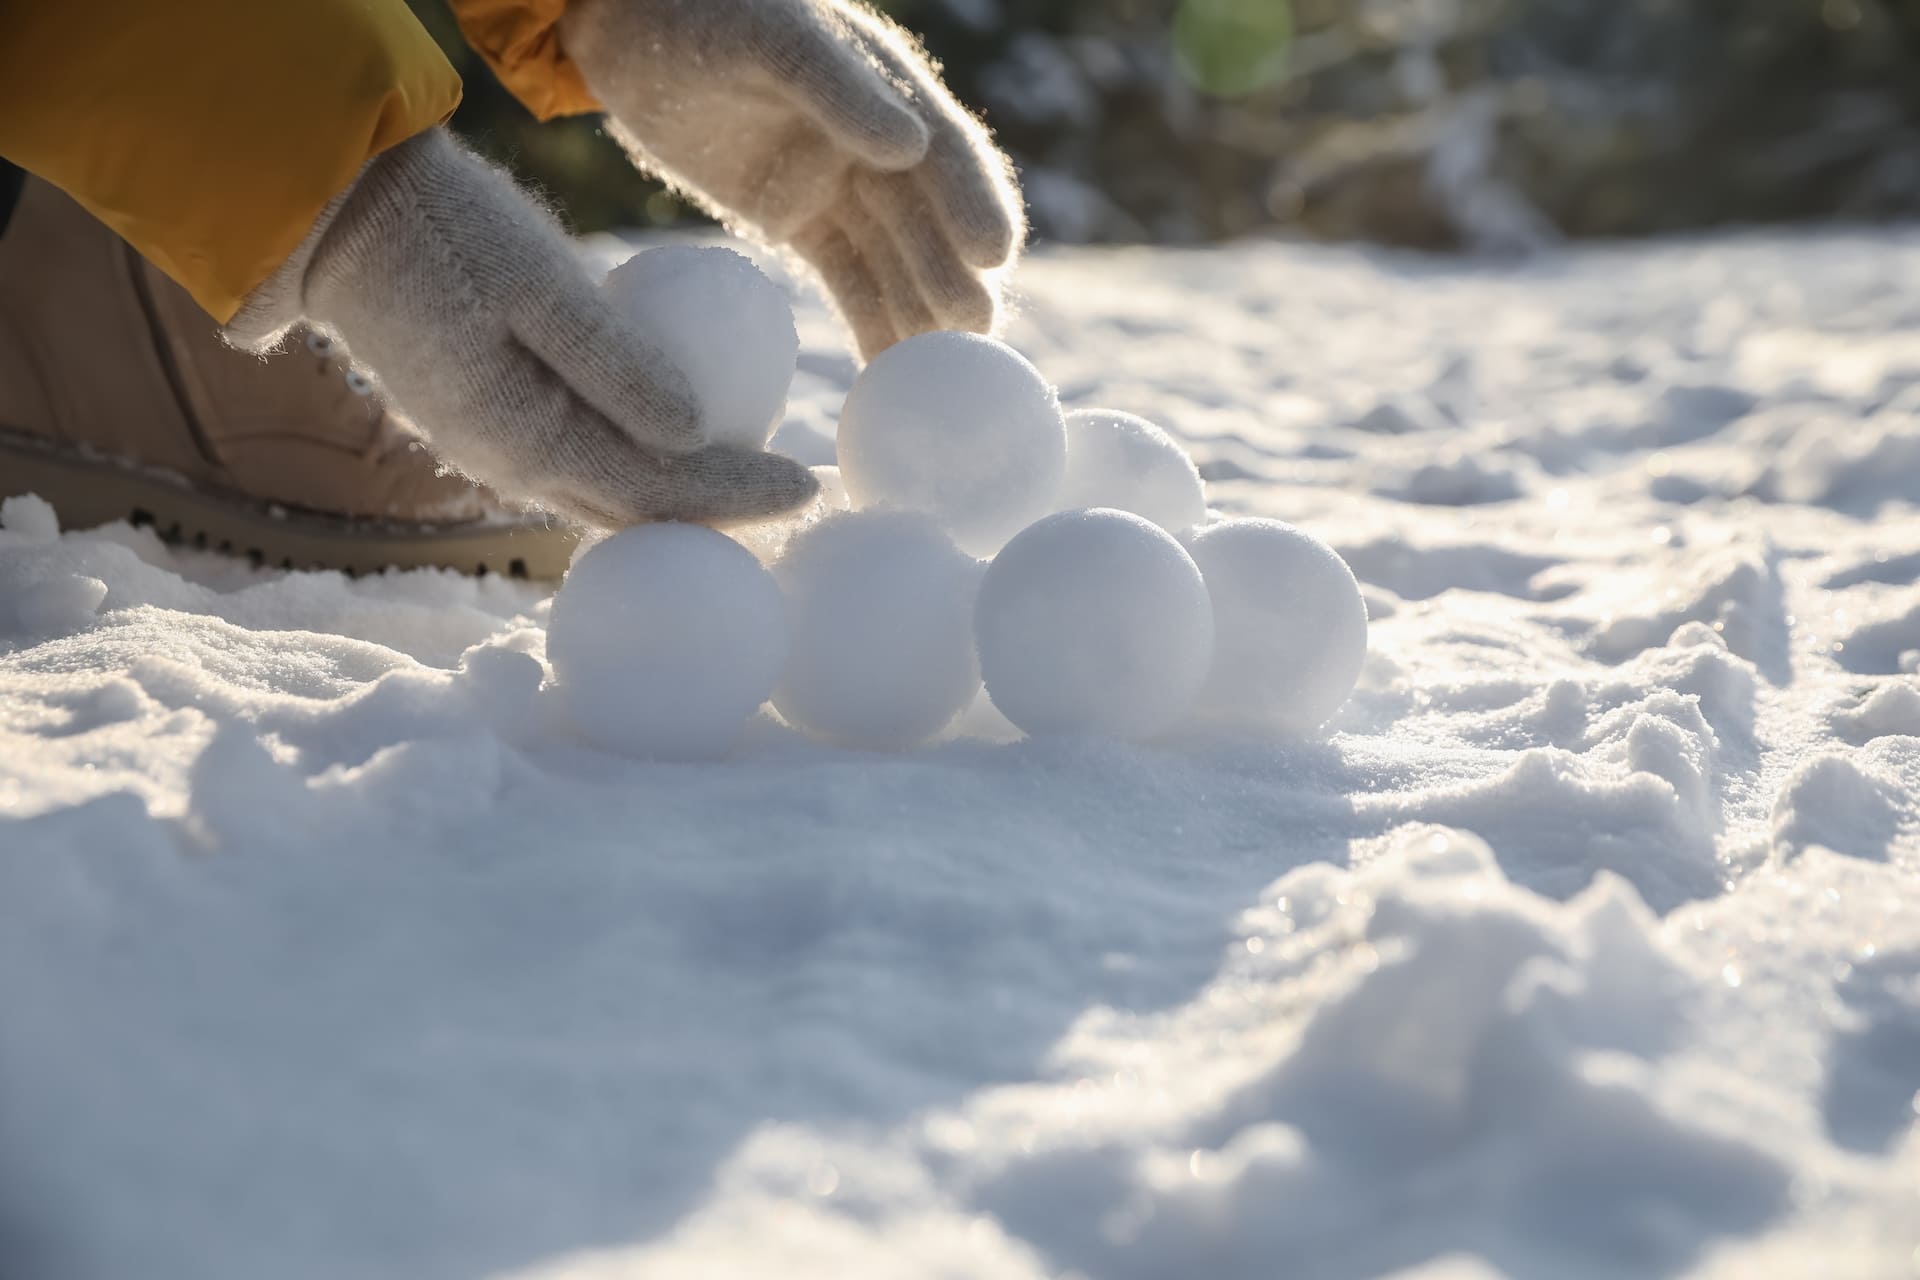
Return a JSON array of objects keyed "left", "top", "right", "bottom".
[
  {"left": 223, "top": 175, "right": 361, "bottom": 352},
  {"left": 225, "top": 128, "right": 463, "bottom": 352},
  {"left": 225, "top": 129, "right": 494, "bottom": 354}
]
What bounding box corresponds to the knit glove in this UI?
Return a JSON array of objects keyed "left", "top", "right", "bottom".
[
  {"left": 228, "top": 129, "right": 816, "bottom": 529},
  {"left": 561, "top": 0, "right": 1026, "bottom": 359}
]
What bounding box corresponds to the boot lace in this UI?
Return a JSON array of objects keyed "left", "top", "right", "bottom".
[{"left": 304, "top": 329, "right": 424, "bottom": 465}]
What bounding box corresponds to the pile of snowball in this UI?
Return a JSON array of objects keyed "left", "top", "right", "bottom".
[{"left": 549, "top": 247, "right": 1368, "bottom": 759}]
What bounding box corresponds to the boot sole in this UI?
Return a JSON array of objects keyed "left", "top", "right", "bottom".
[{"left": 0, "top": 431, "right": 579, "bottom": 580}]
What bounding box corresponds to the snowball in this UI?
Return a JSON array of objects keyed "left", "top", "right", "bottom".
[
  {"left": 603, "top": 247, "right": 798, "bottom": 450},
  {"left": 771, "top": 510, "right": 983, "bottom": 749},
  {"left": 0, "top": 493, "right": 60, "bottom": 542},
  {"left": 1182, "top": 518, "right": 1368, "bottom": 733},
  {"left": 1057, "top": 408, "right": 1206, "bottom": 533},
  {"left": 547, "top": 524, "right": 787, "bottom": 759},
  {"left": 0, "top": 561, "right": 107, "bottom": 638},
  {"left": 975, "top": 508, "right": 1213, "bottom": 738},
  {"left": 837, "top": 332, "right": 1066, "bottom": 557}
]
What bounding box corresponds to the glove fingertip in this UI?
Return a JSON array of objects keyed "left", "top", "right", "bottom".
[
  {"left": 691, "top": 449, "right": 822, "bottom": 525},
  {"left": 949, "top": 184, "right": 1025, "bottom": 270},
  {"left": 943, "top": 275, "right": 999, "bottom": 336},
  {"left": 763, "top": 11, "right": 931, "bottom": 169},
  {"left": 632, "top": 366, "right": 707, "bottom": 455},
  {"left": 765, "top": 457, "right": 823, "bottom": 515},
  {"left": 810, "top": 81, "right": 930, "bottom": 171}
]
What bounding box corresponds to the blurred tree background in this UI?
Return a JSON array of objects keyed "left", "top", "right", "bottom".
[{"left": 407, "top": 0, "right": 1920, "bottom": 251}]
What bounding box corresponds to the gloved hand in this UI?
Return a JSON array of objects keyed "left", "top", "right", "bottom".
[
  {"left": 227, "top": 128, "right": 817, "bottom": 529},
  {"left": 561, "top": 0, "right": 1026, "bottom": 359}
]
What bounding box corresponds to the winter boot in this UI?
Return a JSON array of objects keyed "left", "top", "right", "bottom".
[{"left": 0, "top": 175, "right": 578, "bottom": 577}]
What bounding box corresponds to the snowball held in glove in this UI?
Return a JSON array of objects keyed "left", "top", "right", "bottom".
[
  {"left": 603, "top": 247, "right": 799, "bottom": 449},
  {"left": 548, "top": 524, "right": 787, "bottom": 759},
  {"left": 772, "top": 509, "right": 984, "bottom": 749},
  {"left": 1182, "top": 518, "right": 1368, "bottom": 733},
  {"left": 837, "top": 332, "right": 1066, "bottom": 557},
  {"left": 975, "top": 508, "right": 1213, "bottom": 738},
  {"left": 1057, "top": 408, "right": 1207, "bottom": 534}
]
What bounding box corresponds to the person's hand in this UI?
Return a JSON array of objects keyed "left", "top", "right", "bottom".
[
  {"left": 561, "top": 0, "right": 1027, "bottom": 359},
  {"left": 227, "top": 129, "right": 817, "bottom": 529}
]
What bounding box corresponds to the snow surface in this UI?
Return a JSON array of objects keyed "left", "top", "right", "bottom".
[{"left": 6, "top": 230, "right": 1920, "bottom": 1278}]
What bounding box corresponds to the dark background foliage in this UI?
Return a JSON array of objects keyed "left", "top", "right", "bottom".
[{"left": 407, "top": 0, "right": 1920, "bottom": 249}]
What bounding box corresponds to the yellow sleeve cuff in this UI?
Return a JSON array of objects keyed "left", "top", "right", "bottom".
[
  {"left": 0, "top": 0, "right": 463, "bottom": 322},
  {"left": 448, "top": 0, "right": 603, "bottom": 122}
]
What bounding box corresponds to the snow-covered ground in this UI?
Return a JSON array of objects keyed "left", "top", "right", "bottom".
[{"left": 5, "top": 231, "right": 1920, "bottom": 1279}]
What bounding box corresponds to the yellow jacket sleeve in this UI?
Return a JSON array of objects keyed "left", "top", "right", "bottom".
[
  {"left": 0, "top": 0, "right": 463, "bottom": 323},
  {"left": 446, "top": 0, "right": 602, "bottom": 121}
]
